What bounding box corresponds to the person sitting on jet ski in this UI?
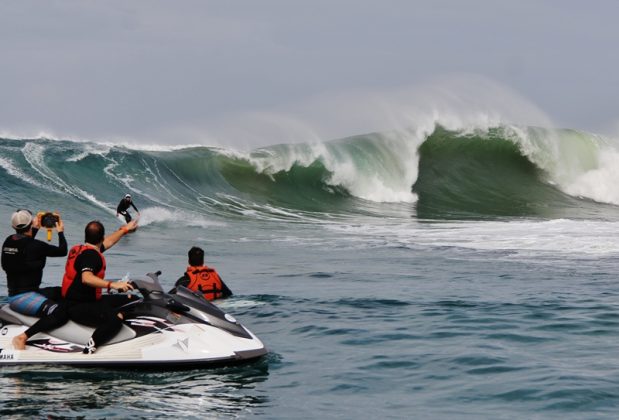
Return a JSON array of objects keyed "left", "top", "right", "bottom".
[
  {"left": 116, "top": 194, "right": 139, "bottom": 223},
  {"left": 171, "top": 246, "right": 232, "bottom": 300},
  {"left": 1, "top": 209, "right": 69, "bottom": 350},
  {"left": 62, "top": 219, "right": 137, "bottom": 354}
]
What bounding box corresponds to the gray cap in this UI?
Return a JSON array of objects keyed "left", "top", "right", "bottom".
[{"left": 11, "top": 209, "right": 33, "bottom": 230}]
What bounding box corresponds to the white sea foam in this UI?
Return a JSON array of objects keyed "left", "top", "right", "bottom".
[
  {"left": 0, "top": 130, "right": 205, "bottom": 153},
  {"left": 500, "top": 126, "right": 619, "bottom": 206},
  {"left": 217, "top": 299, "right": 266, "bottom": 310},
  {"left": 327, "top": 218, "right": 619, "bottom": 257},
  {"left": 137, "top": 206, "right": 223, "bottom": 228},
  {"left": 0, "top": 156, "right": 41, "bottom": 187},
  {"left": 98, "top": 142, "right": 207, "bottom": 152},
  {"left": 562, "top": 148, "right": 619, "bottom": 204},
  {"left": 65, "top": 143, "right": 112, "bottom": 162}
]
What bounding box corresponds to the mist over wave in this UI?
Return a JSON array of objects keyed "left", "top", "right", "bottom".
[{"left": 1, "top": 121, "right": 618, "bottom": 222}]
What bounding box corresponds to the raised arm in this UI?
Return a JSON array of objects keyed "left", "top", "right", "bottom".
[
  {"left": 33, "top": 219, "right": 67, "bottom": 257},
  {"left": 102, "top": 220, "right": 138, "bottom": 250}
]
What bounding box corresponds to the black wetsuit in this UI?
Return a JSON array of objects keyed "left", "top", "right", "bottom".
[
  {"left": 116, "top": 198, "right": 139, "bottom": 223},
  {"left": 1, "top": 229, "right": 69, "bottom": 337},
  {"left": 64, "top": 246, "right": 131, "bottom": 348}
]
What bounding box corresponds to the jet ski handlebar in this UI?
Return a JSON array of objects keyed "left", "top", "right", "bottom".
[{"left": 123, "top": 271, "right": 165, "bottom": 298}]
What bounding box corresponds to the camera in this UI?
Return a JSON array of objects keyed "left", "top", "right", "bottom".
[{"left": 38, "top": 212, "right": 60, "bottom": 228}]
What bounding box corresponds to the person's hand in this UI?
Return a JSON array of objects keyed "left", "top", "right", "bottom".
[
  {"left": 55, "top": 218, "right": 64, "bottom": 233},
  {"left": 111, "top": 281, "right": 134, "bottom": 292},
  {"left": 125, "top": 220, "right": 138, "bottom": 233}
]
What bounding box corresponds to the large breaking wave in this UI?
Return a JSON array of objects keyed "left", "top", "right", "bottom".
[{"left": 1, "top": 123, "right": 618, "bottom": 222}]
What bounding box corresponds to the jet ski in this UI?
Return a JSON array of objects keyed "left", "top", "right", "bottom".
[{"left": 0, "top": 271, "right": 267, "bottom": 368}]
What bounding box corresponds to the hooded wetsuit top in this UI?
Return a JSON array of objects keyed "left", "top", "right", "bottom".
[
  {"left": 1, "top": 230, "right": 67, "bottom": 296},
  {"left": 62, "top": 244, "right": 106, "bottom": 302}
]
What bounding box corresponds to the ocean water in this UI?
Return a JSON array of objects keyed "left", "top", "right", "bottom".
[{"left": 2, "top": 125, "right": 619, "bottom": 418}]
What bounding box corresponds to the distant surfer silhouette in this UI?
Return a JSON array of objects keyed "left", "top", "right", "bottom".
[{"left": 116, "top": 194, "right": 139, "bottom": 223}]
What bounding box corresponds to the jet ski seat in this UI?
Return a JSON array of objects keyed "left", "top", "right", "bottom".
[{"left": 0, "top": 304, "right": 136, "bottom": 346}]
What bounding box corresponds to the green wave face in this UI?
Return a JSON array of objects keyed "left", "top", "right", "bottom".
[
  {"left": 414, "top": 127, "right": 550, "bottom": 218},
  {"left": 217, "top": 153, "right": 351, "bottom": 213},
  {"left": 412, "top": 127, "right": 610, "bottom": 219}
]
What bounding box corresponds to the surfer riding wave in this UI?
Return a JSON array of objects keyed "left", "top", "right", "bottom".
[{"left": 116, "top": 194, "right": 140, "bottom": 223}]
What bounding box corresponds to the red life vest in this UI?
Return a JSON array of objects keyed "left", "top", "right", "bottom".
[
  {"left": 61, "top": 244, "right": 107, "bottom": 301},
  {"left": 185, "top": 265, "right": 224, "bottom": 301}
]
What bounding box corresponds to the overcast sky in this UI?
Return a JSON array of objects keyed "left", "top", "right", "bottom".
[{"left": 1, "top": 0, "right": 619, "bottom": 147}]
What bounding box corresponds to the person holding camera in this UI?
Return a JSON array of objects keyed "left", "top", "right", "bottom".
[
  {"left": 1, "top": 209, "right": 69, "bottom": 350},
  {"left": 62, "top": 219, "right": 137, "bottom": 354}
]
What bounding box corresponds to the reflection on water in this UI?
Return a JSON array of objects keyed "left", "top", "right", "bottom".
[{"left": 0, "top": 357, "right": 271, "bottom": 418}]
